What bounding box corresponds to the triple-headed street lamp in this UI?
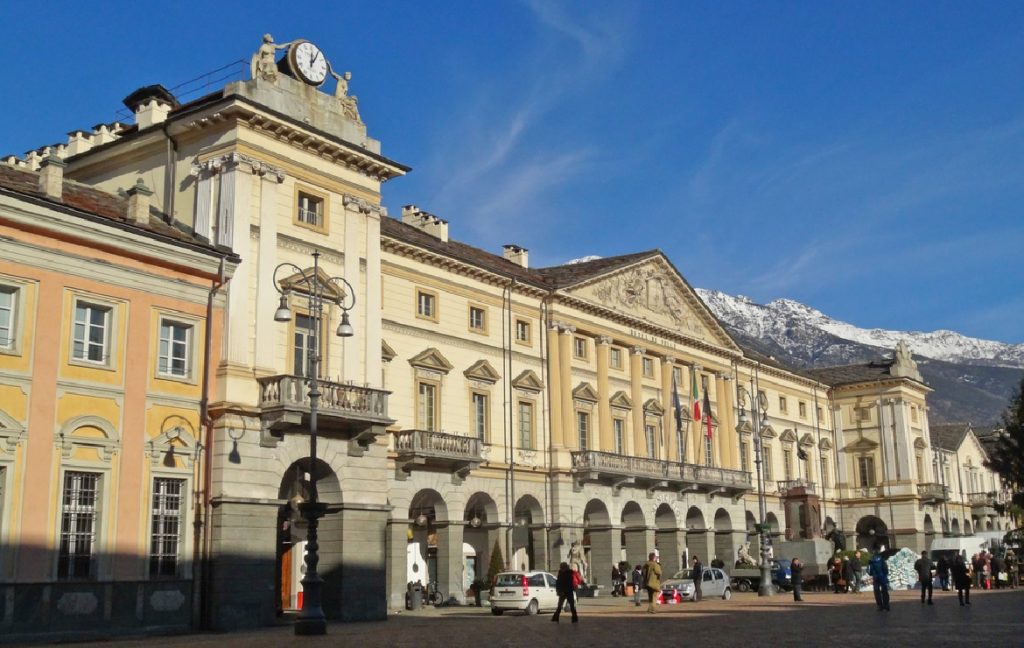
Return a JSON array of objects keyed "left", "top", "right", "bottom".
[
  {"left": 272, "top": 250, "right": 355, "bottom": 636},
  {"left": 736, "top": 378, "right": 774, "bottom": 597}
]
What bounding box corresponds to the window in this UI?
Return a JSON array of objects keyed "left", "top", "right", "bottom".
[
  {"left": 418, "top": 382, "right": 438, "bottom": 431},
  {"left": 609, "top": 347, "right": 622, "bottom": 369},
  {"left": 518, "top": 401, "right": 534, "bottom": 449},
  {"left": 911, "top": 405, "right": 919, "bottom": 423},
  {"left": 293, "top": 314, "right": 317, "bottom": 378},
  {"left": 472, "top": 392, "right": 488, "bottom": 441},
  {"left": 855, "top": 406, "right": 872, "bottom": 422},
  {"left": 577, "top": 411, "right": 590, "bottom": 450},
  {"left": 673, "top": 367, "right": 683, "bottom": 385},
  {"left": 820, "top": 456, "right": 830, "bottom": 488},
  {"left": 677, "top": 429, "right": 685, "bottom": 462},
  {"left": 763, "top": 447, "right": 773, "bottom": 481},
  {"left": 297, "top": 191, "right": 324, "bottom": 229},
  {"left": 740, "top": 441, "right": 750, "bottom": 473},
  {"left": 158, "top": 320, "right": 192, "bottom": 378},
  {"left": 783, "top": 448, "right": 793, "bottom": 480},
  {"left": 416, "top": 290, "right": 437, "bottom": 320},
  {"left": 573, "top": 337, "right": 588, "bottom": 360},
  {"left": 72, "top": 302, "right": 111, "bottom": 364},
  {"left": 150, "top": 478, "right": 185, "bottom": 578},
  {"left": 915, "top": 453, "right": 924, "bottom": 480},
  {"left": 0, "top": 286, "right": 15, "bottom": 349},
  {"left": 613, "top": 418, "right": 625, "bottom": 455},
  {"left": 857, "top": 456, "right": 876, "bottom": 487},
  {"left": 642, "top": 357, "right": 654, "bottom": 377},
  {"left": 704, "top": 435, "right": 713, "bottom": 467},
  {"left": 645, "top": 424, "right": 656, "bottom": 458},
  {"left": 816, "top": 406, "right": 823, "bottom": 422},
  {"left": 468, "top": 306, "right": 486, "bottom": 332},
  {"left": 515, "top": 319, "right": 530, "bottom": 344},
  {"left": 798, "top": 401, "right": 807, "bottom": 418},
  {"left": 778, "top": 396, "right": 788, "bottom": 413},
  {"left": 58, "top": 471, "right": 100, "bottom": 580}
]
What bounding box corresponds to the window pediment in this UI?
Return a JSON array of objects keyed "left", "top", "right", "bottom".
[
  {"left": 818, "top": 437, "right": 833, "bottom": 451},
  {"left": 609, "top": 390, "right": 633, "bottom": 410},
  {"left": 512, "top": 369, "right": 544, "bottom": 393},
  {"left": 572, "top": 382, "right": 599, "bottom": 402},
  {"left": 464, "top": 359, "right": 500, "bottom": 384},
  {"left": 278, "top": 267, "right": 348, "bottom": 302},
  {"left": 409, "top": 348, "right": 454, "bottom": 374},
  {"left": 643, "top": 398, "right": 665, "bottom": 416},
  {"left": 798, "top": 433, "right": 815, "bottom": 447},
  {"left": 779, "top": 428, "right": 798, "bottom": 443},
  {"left": 843, "top": 437, "right": 879, "bottom": 453}
]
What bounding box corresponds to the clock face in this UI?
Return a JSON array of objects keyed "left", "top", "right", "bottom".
[{"left": 292, "top": 41, "right": 328, "bottom": 85}]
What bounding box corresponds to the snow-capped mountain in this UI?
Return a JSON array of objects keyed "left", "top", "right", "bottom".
[
  {"left": 696, "top": 289, "right": 1024, "bottom": 425},
  {"left": 697, "top": 289, "right": 1024, "bottom": 369}
]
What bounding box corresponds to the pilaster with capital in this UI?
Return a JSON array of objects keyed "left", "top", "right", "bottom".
[
  {"left": 715, "top": 372, "right": 736, "bottom": 469},
  {"left": 832, "top": 405, "right": 849, "bottom": 486},
  {"left": 547, "top": 323, "right": 564, "bottom": 447},
  {"left": 629, "top": 346, "right": 645, "bottom": 457},
  {"left": 253, "top": 166, "right": 286, "bottom": 372},
  {"left": 660, "top": 356, "right": 675, "bottom": 462},
  {"left": 345, "top": 195, "right": 386, "bottom": 389},
  {"left": 558, "top": 325, "right": 576, "bottom": 450},
  {"left": 596, "top": 336, "right": 613, "bottom": 452}
]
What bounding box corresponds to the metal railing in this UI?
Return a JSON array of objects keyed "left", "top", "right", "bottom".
[
  {"left": 257, "top": 375, "right": 389, "bottom": 419},
  {"left": 777, "top": 478, "right": 817, "bottom": 495},
  {"left": 394, "top": 429, "right": 482, "bottom": 461}
]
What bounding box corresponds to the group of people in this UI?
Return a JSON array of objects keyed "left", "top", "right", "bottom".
[
  {"left": 968, "top": 550, "right": 1018, "bottom": 590},
  {"left": 827, "top": 551, "right": 865, "bottom": 593}
]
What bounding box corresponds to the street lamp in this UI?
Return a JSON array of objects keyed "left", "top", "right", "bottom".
[
  {"left": 272, "top": 250, "right": 355, "bottom": 636},
  {"left": 737, "top": 378, "right": 774, "bottom": 597}
]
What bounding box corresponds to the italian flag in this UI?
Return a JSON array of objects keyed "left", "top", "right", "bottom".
[{"left": 691, "top": 366, "right": 701, "bottom": 421}]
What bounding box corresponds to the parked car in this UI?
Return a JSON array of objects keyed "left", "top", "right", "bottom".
[
  {"left": 490, "top": 571, "right": 559, "bottom": 616},
  {"left": 659, "top": 567, "right": 732, "bottom": 603}
]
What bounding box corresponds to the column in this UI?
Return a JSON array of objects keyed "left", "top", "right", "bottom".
[
  {"left": 655, "top": 529, "right": 683, "bottom": 576},
  {"left": 891, "top": 398, "right": 912, "bottom": 481},
  {"left": 547, "top": 323, "right": 563, "bottom": 447},
  {"left": 685, "top": 530, "right": 711, "bottom": 566},
  {"left": 716, "top": 373, "right": 737, "bottom": 469},
  {"left": 342, "top": 198, "right": 362, "bottom": 383},
  {"left": 253, "top": 169, "right": 283, "bottom": 372},
  {"left": 832, "top": 405, "right": 849, "bottom": 485},
  {"left": 436, "top": 523, "right": 466, "bottom": 605},
  {"left": 220, "top": 155, "right": 253, "bottom": 367},
  {"left": 661, "top": 357, "right": 675, "bottom": 462},
  {"left": 879, "top": 399, "right": 899, "bottom": 483},
  {"left": 363, "top": 202, "right": 384, "bottom": 389},
  {"left": 558, "top": 326, "right": 575, "bottom": 449},
  {"left": 630, "top": 347, "right": 645, "bottom": 456},
  {"left": 191, "top": 162, "right": 214, "bottom": 239},
  {"left": 596, "top": 336, "right": 613, "bottom": 452},
  {"left": 385, "top": 520, "right": 409, "bottom": 610},
  {"left": 530, "top": 526, "right": 549, "bottom": 572},
  {"left": 588, "top": 528, "right": 617, "bottom": 590},
  {"left": 624, "top": 527, "right": 655, "bottom": 568}
]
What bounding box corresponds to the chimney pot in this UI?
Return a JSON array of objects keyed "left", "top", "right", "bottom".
[
  {"left": 502, "top": 244, "right": 529, "bottom": 268},
  {"left": 125, "top": 177, "right": 154, "bottom": 225},
  {"left": 38, "top": 153, "right": 66, "bottom": 200}
]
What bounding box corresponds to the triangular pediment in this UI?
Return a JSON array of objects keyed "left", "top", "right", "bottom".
[
  {"left": 818, "top": 437, "right": 833, "bottom": 451},
  {"left": 643, "top": 399, "right": 665, "bottom": 416},
  {"left": 609, "top": 391, "right": 633, "bottom": 409},
  {"left": 760, "top": 424, "right": 776, "bottom": 439},
  {"left": 843, "top": 436, "right": 879, "bottom": 453},
  {"left": 560, "top": 255, "right": 739, "bottom": 351},
  {"left": 278, "top": 267, "right": 348, "bottom": 302},
  {"left": 464, "top": 360, "right": 501, "bottom": 384},
  {"left": 572, "top": 382, "right": 599, "bottom": 402},
  {"left": 799, "top": 433, "right": 815, "bottom": 447},
  {"left": 409, "top": 348, "right": 454, "bottom": 374},
  {"left": 779, "top": 428, "right": 798, "bottom": 443},
  {"left": 512, "top": 369, "right": 544, "bottom": 392}
]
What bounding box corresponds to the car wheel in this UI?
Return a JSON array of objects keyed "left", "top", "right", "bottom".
[
  {"left": 525, "top": 599, "right": 538, "bottom": 616},
  {"left": 736, "top": 580, "right": 750, "bottom": 593},
  {"left": 722, "top": 588, "right": 732, "bottom": 601},
  {"left": 491, "top": 608, "right": 504, "bottom": 616}
]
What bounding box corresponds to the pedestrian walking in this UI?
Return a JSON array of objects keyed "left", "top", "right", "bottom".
[
  {"left": 632, "top": 564, "right": 643, "bottom": 606},
  {"left": 551, "top": 562, "right": 578, "bottom": 623},
  {"left": 851, "top": 551, "right": 863, "bottom": 593},
  {"left": 1006, "top": 550, "right": 1018, "bottom": 588},
  {"left": 791, "top": 557, "right": 804, "bottom": 602},
  {"left": 643, "top": 552, "right": 662, "bottom": 613},
  {"left": 611, "top": 564, "right": 621, "bottom": 597},
  {"left": 867, "top": 551, "right": 890, "bottom": 611},
  {"left": 842, "top": 556, "right": 854, "bottom": 593},
  {"left": 936, "top": 555, "right": 950, "bottom": 591},
  {"left": 914, "top": 550, "right": 934, "bottom": 605},
  {"left": 992, "top": 554, "right": 1003, "bottom": 590},
  {"left": 692, "top": 556, "right": 704, "bottom": 602},
  {"left": 952, "top": 553, "right": 972, "bottom": 606}
]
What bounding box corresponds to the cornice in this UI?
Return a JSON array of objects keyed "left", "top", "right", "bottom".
[{"left": 191, "top": 151, "right": 285, "bottom": 183}]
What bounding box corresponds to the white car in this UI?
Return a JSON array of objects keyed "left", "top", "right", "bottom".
[
  {"left": 659, "top": 567, "right": 732, "bottom": 603},
  {"left": 490, "top": 571, "right": 560, "bottom": 616}
]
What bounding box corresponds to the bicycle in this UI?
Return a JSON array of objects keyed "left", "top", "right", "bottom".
[{"left": 426, "top": 581, "right": 445, "bottom": 606}]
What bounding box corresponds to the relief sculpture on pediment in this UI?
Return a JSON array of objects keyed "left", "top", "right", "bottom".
[{"left": 593, "top": 267, "right": 703, "bottom": 336}]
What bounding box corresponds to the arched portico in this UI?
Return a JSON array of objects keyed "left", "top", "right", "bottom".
[
  {"left": 713, "top": 508, "right": 739, "bottom": 567},
  {"left": 685, "top": 507, "right": 709, "bottom": 566},
  {"left": 512, "top": 494, "right": 546, "bottom": 572},
  {"left": 583, "top": 499, "right": 614, "bottom": 589},
  {"left": 620, "top": 501, "right": 650, "bottom": 571},
  {"left": 654, "top": 503, "right": 683, "bottom": 575},
  {"left": 856, "top": 515, "right": 889, "bottom": 552}
]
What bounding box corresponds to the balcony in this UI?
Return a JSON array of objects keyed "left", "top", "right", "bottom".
[
  {"left": 257, "top": 375, "right": 393, "bottom": 455},
  {"left": 967, "top": 491, "right": 999, "bottom": 512},
  {"left": 393, "top": 429, "right": 483, "bottom": 484},
  {"left": 570, "top": 451, "right": 752, "bottom": 498},
  {"left": 917, "top": 482, "right": 950, "bottom": 504},
  {"left": 777, "top": 478, "right": 817, "bottom": 497}
]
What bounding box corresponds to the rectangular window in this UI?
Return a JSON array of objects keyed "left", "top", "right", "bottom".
[
  {"left": 158, "top": 320, "right": 192, "bottom": 378},
  {"left": 816, "top": 406, "right": 823, "bottom": 422},
  {"left": 763, "top": 447, "right": 773, "bottom": 481},
  {"left": 418, "top": 382, "right": 438, "bottom": 431},
  {"left": 150, "top": 477, "right": 185, "bottom": 578},
  {"left": 515, "top": 319, "right": 530, "bottom": 344},
  {"left": 783, "top": 448, "right": 793, "bottom": 480},
  {"left": 0, "top": 286, "right": 15, "bottom": 349},
  {"left": 855, "top": 406, "right": 872, "bottom": 422},
  {"left": 58, "top": 471, "right": 100, "bottom": 580},
  {"left": 416, "top": 290, "right": 437, "bottom": 320},
  {"left": 673, "top": 366, "right": 682, "bottom": 385},
  {"left": 613, "top": 418, "right": 625, "bottom": 455},
  {"left": 293, "top": 314, "right": 317, "bottom": 378},
  {"left": 645, "top": 424, "right": 656, "bottom": 458},
  {"left": 297, "top": 191, "right": 324, "bottom": 228},
  {"left": 704, "top": 435, "right": 713, "bottom": 467},
  {"left": 740, "top": 441, "right": 750, "bottom": 473},
  {"left": 518, "top": 401, "right": 534, "bottom": 450},
  {"left": 911, "top": 406, "right": 919, "bottom": 423},
  {"left": 468, "top": 306, "right": 486, "bottom": 332},
  {"left": 778, "top": 396, "right": 788, "bottom": 413},
  {"left": 472, "top": 392, "right": 488, "bottom": 441},
  {"left": 642, "top": 358, "right": 654, "bottom": 377},
  {"left": 609, "top": 347, "right": 622, "bottom": 369},
  {"left": 798, "top": 401, "right": 807, "bottom": 418},
  {"left": 821, "top": 456, "right": 830, "bottom": 488},
  {"left": 915, "top": 453, "right": 924, "bottom": 480},
  {"left": 72, "top": 302, "right": 111, "bottom": 364},
  {"left": 577, "top": 411, "right": 590, "bottom": 450},
  {"left": 573, "top": 337, "right": 588, "bottom": 360},
  {"left": 858, "top": 456, "right": 876, "bottom": 487},
  {"left": 677, "top": 429, "right": 685, "bottom": 462}
]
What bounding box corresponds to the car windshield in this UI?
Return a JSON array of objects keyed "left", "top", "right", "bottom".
[
  {"left": 495, "top": 574, "right": 523, "bottom": 587},
  {"left": 670, "top": 570, "right": 694, "bottom": 580}
]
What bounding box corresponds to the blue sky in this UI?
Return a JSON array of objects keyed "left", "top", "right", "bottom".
[{"left": 3, "top": 1, "right": 1022, "bottom": 343}]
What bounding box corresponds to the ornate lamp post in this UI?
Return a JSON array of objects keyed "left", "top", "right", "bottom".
[
  {"left": 272, "top": 250, "right": 354, "bottom": 636},
  {"left": 737, "top": 378, "right": 774, "bottom": 597}
]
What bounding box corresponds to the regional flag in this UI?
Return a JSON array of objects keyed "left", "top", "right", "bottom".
[
  {"left": 672, "top": 370, "right": 683, "bottom": 435},
  {"left": 703, "top": 385, "right": 713, "bottom": 440}
]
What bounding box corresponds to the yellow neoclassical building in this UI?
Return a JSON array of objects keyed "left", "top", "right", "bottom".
[{"left": 0, "top": 35, "right": 1010, "bottom": 638}]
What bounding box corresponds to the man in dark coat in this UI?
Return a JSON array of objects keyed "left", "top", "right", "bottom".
[
  {"left": 551, "top": 562, "right": 578, "bottom": 622},
  {"left": 850, "top": 551, "right": 864, "bottom": 593},
  {"left": 952, "top": 553, "right": 972, "bottom": 606},
  {"left": 914, "top": 550, "right": 934, "bottom": 604},
  {"left": 936, "top": 555, "right": 950, "bottom": 591},
  {"left": 692, "top": 556, "right": 704, "bottom": 602},
  {"left": 791, "top": 558, "right": 804, "bottom": 602}
]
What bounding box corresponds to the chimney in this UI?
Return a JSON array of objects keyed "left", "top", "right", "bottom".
[
  {"left": 135, "top": 99, "right": 172, "bottom": 128},
  {"left": 91, "top": 124, "right": 117, "bottom": 146},
  {"left": 38, "top": 154, "right": 66, "bottom": 200},
  {"left": 401, "top": 204, "right": 449, "bottom": 243},
  {"left": 503, "top": 244, "right": 529, "bottom": 268},
  {"left": 66, "top": 130, "right": 93, "bottom": 156},
  {"left": 122, "top": 85, "right": 179, "bottom": 129},
  {"left": 125, "top": 178, "right": 153, "bottom": 225}
]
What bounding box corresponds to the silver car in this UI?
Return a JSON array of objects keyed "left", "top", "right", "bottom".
[
  {"left": 660, "top": 567, "right": 733, "bottom": 603},
  {"left": 490, "top": 571, "right": 560, "bottom": 616}
]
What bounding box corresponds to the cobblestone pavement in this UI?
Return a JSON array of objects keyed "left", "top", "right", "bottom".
[{"left": 23, "top": 588, "right": 1024, "bottom": 648}]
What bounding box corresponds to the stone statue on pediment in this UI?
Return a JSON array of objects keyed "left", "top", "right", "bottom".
[
  {"left": 251, "top": 33, "right": 292, "bottom": 82},
  {"left": 332, "top": 70, "right": 362, "bottom": 123}
]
